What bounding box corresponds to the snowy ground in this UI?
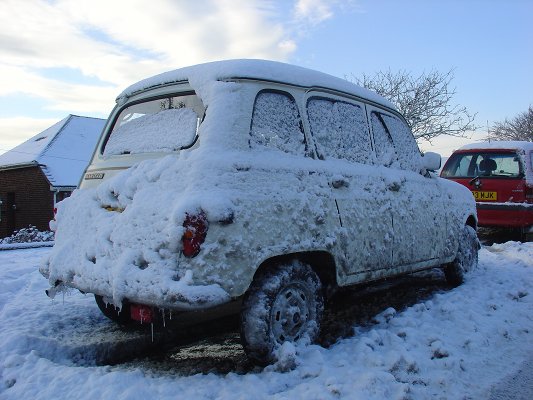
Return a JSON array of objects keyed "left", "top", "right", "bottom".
[{"left": 0, "top": 242, "right": 532, "bottom": 399}]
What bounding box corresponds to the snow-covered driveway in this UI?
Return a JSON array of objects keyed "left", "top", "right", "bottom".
[{"left": 0, "top": 242, "right": 532, "bottom": 399}]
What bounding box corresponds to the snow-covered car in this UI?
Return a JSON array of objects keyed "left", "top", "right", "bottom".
[
  {"left": 441, "top": 141, "right": 533, "bottom": 241},
  {"left": 41, "top": 59, "right": 478, "bottom": 364}
]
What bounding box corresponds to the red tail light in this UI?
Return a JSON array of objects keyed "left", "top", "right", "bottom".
[
  {"left": 526, "top": 186, "right": 533, "bottom": 204},
  {"left": 130, "top": 303, "right": 153, "bottom": 323},
  {"left": 182, "top": 211, "right": 208, "bottom": 257}
]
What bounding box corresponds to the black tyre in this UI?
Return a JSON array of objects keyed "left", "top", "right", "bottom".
[
  {"left": 444, "top": 225, "right": 479, "bottom": 286},
  {"left": 94, "top": 294, "right": 132, "bottom": 324},
  {"left": 240, "top": 261, "right": 324, "bottom": 365}
]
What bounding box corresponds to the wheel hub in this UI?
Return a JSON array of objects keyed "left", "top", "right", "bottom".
[{"left": 271, "top": 284, "right": 311, "bottom": 343}]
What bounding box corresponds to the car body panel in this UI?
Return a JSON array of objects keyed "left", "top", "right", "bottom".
[{"left": 42, "top": 60, "right": 476, "bottom": 312}]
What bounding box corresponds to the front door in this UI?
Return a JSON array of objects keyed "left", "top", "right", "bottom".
[{"left": 6, "top": 192, "right": 16, "bottom": 235}]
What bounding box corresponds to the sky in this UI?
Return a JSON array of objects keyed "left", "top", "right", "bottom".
[{"left": 1, "top": 0, "right": 531, "bottom": 157}]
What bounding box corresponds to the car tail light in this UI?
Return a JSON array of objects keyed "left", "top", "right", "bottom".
[
  {"left": 130, "top": 303, "right": 153, "bottom": 323},
  {"left": 182, "top": 211, "right": 208, "bottom": 257},
  {"left": 526, "top": 186, "right": 533, "bottom": 204}
]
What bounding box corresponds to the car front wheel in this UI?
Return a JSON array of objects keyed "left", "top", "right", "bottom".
[{"left": 240, "top": 261, "right": 324, "bottom": 365}]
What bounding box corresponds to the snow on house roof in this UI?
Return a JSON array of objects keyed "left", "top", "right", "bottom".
[
  {"left": 118, "top": 59, "right": 395, "bottom": 110},
  {"left": 458, "top": 141, "right": 533, "bottom": 152},
  {"left": 0, "top": 115, "right": 105, "bottom": 187}
]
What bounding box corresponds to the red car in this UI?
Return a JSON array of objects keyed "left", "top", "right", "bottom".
[{"left": 441, "top": 141, "right": 533, "bottom": 240}]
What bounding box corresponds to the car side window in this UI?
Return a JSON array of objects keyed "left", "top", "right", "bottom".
[
  {"left": 307, "top": 97, "right": 372, "bottom": 164},
  {"left": 249, "top": 91, "right": 305, "bottom": 155},
  {"left": 370, "top": 112, "right": 397, "bottom": 167},
  {"left": 380, "top": 114, "right": 422, "bottom": 172}
]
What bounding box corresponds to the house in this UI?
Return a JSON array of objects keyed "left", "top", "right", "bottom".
[{"left": 0, "top": 115, "right": 105, "bottom": 238}]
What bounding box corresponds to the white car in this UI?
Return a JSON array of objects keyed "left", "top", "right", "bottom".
[{"left": 42, "top": 59, "right": 478, "bottom": 364}]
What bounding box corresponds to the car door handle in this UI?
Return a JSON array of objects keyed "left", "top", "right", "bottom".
[
  {"left": 388, "top": 182, "right": 402, "bottom": 192},
  {"left": 331, "top": 178, "right": 349, "bottom": 189}
]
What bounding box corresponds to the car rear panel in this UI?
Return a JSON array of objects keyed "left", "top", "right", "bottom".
[{"left": 441, "top": 149, "right": 533, "bottom": 229}]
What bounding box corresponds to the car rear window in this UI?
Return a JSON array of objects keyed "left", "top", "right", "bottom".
[
  {"left": 103, "top": 93, "right": 205, "bottom": 156},
  {"left": 442, "top": 152, "right": 522, "bottom": 178}
]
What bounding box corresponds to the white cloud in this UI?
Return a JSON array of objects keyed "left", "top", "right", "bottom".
[
  {"left": 1, "top": 0, "right": 292, "bottom": 86},
  {"left": 0, "top": 0, "right": 299, "bottom": 152},
  {"left": 294, "top": 0, "right": 334, "bottom": 25},
  {"left": 0, "top": 0, "right": 346, "bottom": 152}
]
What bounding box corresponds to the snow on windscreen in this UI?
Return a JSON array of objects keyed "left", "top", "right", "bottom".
[
  {"left": 104, "top": 103, "right": 200, "bottom": 156},
  {"left": 249, "top": 91, "right": 305, "bottom": 155},
  {"left": 307, "top": 98, "right": 372, "bottom": 164}
]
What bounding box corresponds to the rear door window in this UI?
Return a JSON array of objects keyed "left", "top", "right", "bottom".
[
  {"left": 249, "top": 91, "right": 305, "bottom": 155},
  {"left": 307, "top": 97, "right": 372, "bottom": 164}
]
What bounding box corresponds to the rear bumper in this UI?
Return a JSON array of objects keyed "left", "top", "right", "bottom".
[
  {"left": 477, "top": 202, "right": 533, "bottom": 229},
  {"left": 41, "top": 269, "right": 232, "bottom": 312}
]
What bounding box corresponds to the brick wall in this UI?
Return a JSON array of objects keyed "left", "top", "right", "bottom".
[{"left": 0, "top": 166, "right": 55, "bottom": 238}]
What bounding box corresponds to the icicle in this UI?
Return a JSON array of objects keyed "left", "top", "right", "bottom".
[{"left": 151, "top": 323, "right": 154, "bottom": 343}]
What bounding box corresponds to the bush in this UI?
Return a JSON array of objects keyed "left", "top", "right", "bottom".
[{"left": 0, "top": 225, "right": 54, "bottom": 244}]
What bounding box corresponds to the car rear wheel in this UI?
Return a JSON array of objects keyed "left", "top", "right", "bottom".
[
  {"left": 240, "top": 261, "right": 324, "bottom": 365},
  {"left": 444, "top": 225, "right": 479, "bottom": 286},
  {"left": 94, "top": 294, "right": 132, "bottom": 324}
]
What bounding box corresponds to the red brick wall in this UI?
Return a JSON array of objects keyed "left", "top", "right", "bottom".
[{"left": 0, "top": 166, "right": 55, "bottom": 238}]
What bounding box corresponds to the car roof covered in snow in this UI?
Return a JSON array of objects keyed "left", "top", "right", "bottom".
[
  {"left": 0, "top": 115, "right": 105, "bottom": 187},
  {"left": 458, "top": 141, "right": 533, "bottom": 153},
  {"left": 118, "top": 59, "right": 395, "bottom": 110}
]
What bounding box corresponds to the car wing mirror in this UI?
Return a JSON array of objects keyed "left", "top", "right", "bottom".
[{"left": 421, "top": 151, "right": 441, "bottom": 172}]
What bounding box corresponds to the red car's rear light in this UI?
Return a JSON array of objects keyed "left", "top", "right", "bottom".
[
  {"left": 526, "top": 186, "right": 533, "bottom": 204},
  {"left": 182, "top": 211, "right": 208, "bottom": 257}
]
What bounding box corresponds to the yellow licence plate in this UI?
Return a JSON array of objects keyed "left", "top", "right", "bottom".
[{"left": 472, "top": 191, "right": 497, "bottom": 201}]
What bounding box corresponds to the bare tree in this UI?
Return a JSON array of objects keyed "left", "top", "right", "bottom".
[
  {"left": 351, "top": 69, "right": 477, "bottom": 142},
  {"left": 488, "top": 106, "right": 533, "bottom": 142}
]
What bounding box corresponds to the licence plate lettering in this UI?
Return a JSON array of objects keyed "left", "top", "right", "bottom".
[
  {"left": 85, "top": 172, "right": 105, "bottom": 180},
  {"left": 472, "top": 191, "right": 497, "bottom": 201}
]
